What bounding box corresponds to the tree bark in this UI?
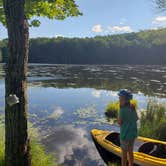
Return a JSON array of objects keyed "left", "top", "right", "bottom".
[{"left": 2, "top": 0, "right": 31, "bottom": 165}]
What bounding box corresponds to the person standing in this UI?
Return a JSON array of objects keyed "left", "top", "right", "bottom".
[{"left": 118, "top": 89, "right": 138, "bottom": 166}]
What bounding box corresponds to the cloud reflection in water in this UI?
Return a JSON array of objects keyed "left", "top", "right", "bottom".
[{"left": 41, "top": 125, "right": 104, "bottom": 166}]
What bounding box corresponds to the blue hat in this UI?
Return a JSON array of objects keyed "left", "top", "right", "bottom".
[{"left": 118, "top": 89, "right": 133, "bottom": 100}]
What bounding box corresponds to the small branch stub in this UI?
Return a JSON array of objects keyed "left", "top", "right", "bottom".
[{"left": 7, "top": 94, "right": 20, "bottom": 106}]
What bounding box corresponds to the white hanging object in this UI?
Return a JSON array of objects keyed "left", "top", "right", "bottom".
[{"left": 7, "top": 94, "right": 20, "bottom": 106}]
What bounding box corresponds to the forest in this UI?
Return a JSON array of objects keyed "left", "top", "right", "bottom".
[{"left": 0, "top": 28, "right": 166, "bottom": 64}]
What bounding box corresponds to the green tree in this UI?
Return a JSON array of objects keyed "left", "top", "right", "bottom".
[
  {"left": 0, "top": 0, "right": 81, "bottom": 165},
  {"left": 0, "top": 50, "right": 2, "bottom": 62},
  {"left": 1, "top": 28, "right": 166, "bottom": 65}
]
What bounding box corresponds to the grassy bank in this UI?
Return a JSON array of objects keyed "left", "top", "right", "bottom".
[
  {"left": 0, "top": 124, "right": 4, "bottom": 166},
  {"left": 0, "top": 122, "right": 57, "bottom": 166}
]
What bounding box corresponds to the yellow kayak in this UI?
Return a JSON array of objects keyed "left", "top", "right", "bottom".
[{"left": 91, "top": 129, "right": 166, "bottom": 166}]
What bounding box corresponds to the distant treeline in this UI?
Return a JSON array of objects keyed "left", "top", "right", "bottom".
[{"left": 0, "top": 28, "right": 166, "bottom": 64}]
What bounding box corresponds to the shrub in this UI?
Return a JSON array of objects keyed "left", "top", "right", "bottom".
[
  {"left": 105, "top": 101, "right": 119, "bottom": 118},
  {"left": 105, "top": 99, "right": 138, "bottom": 118},
  {"left": 139, "top": 99, "right": 166, "bottom": 141},
  {"left": 155, "top": 119, "right": 166, "bottom": 141}
]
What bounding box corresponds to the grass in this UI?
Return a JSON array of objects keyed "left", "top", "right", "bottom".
[
  {"left": 105, "top": 99, "right": 138, "bottom": 118},
  {"left": 0, "top": 124, "right": 4, "bottom": 166},
  {"left": 0, "top": 122, "right": 57, "bottom": 166},
  {"left": 107, "top": 162, "right": 120, "bottom": 166},
  {"left": 31, "top": 140, "right": 57, "bottom": 166},
  {"left": 139, "top": 99, "right": 166, "bottom": 141}
]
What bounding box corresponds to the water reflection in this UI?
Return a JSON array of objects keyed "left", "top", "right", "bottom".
[
  {"left": 41, "top": 125, "right": 104, "bottom": 166},
  {"left": 0, "top": 64, "right": 166, "bottom": 165},
  {"left": 27, "top": 64, "right": 166, "bottom": 97},
  {"left": 1, "top": 64, "right": 166, "bottom": 97}
]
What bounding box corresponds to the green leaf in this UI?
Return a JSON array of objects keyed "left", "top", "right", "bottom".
[
  {"left": 29, "top": 19, "right": 41, "bottom": 27},
  {"left": 0, "top": 0, "right": 82, "bottom": 26}
]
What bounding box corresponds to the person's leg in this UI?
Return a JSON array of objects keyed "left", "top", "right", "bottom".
[
  {"left": 121, "top": 140, "right": 128, "bottom": 166},
  {"left": 128, "top": 140, "right": 134, "bottom": 166},
  {"left": 122, "top": 149, "right": 127, "bottom": 166}
]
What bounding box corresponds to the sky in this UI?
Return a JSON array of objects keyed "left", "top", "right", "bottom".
[{"left": 0, "top": 0, "right": 166, "bottom": 39}]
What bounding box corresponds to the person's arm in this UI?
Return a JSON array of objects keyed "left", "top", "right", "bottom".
[
  {"left": 117, "top": 118, "right": 122, "bottom": 126},
  {"left": 135, "top": 110, "right": 139, "bottom": 121},
  {"left": 117, "top": 109, "right": 123, "bottom": 126},
  {"left": 130, "top": 104, "right": 139, "bottom": 121}
]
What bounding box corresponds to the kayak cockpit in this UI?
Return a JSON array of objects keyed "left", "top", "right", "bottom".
[
  {"left": 105, "top": 132, "right": 120, "bottom": 146},
  {"left": 138, "top": 142, "right": 166, "bottom": 159}
]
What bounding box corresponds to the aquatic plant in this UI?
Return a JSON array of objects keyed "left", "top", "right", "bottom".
[
  {"left": 74, "top": 106, "right": 98, "bottom": 119},
  {"left": 139, "top": 99, "right": 166, "bottom": 141},
  {"left": 105, "top": 99, "right": 138, "bottom": 118},
  {"left": 0, "top": 122, "right": 57, "bottom": 166}
]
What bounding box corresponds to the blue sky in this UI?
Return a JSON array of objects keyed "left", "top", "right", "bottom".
[{"left": 0, "top": 0, "right": 166, "bottom": 39}]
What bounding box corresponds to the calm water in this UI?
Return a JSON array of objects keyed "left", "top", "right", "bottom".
[{"left": 0, "top": 64, "right": 166, "bottom": 166}]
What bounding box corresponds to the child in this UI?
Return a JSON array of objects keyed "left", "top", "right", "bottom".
[{"left": 117, "top": 89, "right": 138, "bottom": 166}]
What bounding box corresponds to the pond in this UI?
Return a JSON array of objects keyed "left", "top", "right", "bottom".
[{"left": 0, "top": 64, "right": 166, "bottom": 166}]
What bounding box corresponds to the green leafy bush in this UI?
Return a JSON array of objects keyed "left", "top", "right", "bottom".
[
  {"left": 105, "top": 101, "right": 119, "bottom": 118},
  {"left": 105, "top": 99, "right": 138, "bottom": 118}
]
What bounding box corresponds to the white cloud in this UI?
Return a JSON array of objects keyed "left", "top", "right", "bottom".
[
  {"left": 55, "top": 34, "right": 64, "bottom": 38},
  {"left": 107, "top": 26, "right": 133, "bottom": 33},
  {"left": 41, "top": 125, "right": 102, "bottom": 165},
  {"left": 48, "top": 107, "right": 64, "bottom": 120},
  {"left": 92, "top": 90, "right": 102, "bottom": 98},
  {"left": 91, "top": 24, "right": 133, "bottom": 34},
  {"left": 107, "top": 91, "right": 118, "bottom": 97},
  {"left": 152, "top": 16, "right": 166, "bottom": 25},
  {"left": 91, "top": 24, "right": 103, "bottom": 33}
]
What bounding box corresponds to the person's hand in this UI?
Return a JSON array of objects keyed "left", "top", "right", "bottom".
[{"left": 130, "top": 104, "right": 136, "bottom": 111}]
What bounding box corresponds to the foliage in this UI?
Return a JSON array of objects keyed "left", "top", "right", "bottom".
[
  {"left": 0, "top": 0, "right": 82, "bottom": 26},
  {"left": 31, "top": 140, "right": 57, "bottom": 166},
  {"left": 105, "top": 101, "right": 119, "bottom": 118},
  {"left": 0, "top": 122, "right": 57, "bottom": 166},
  {"left": 108, "top": 162, "right": 120, "bottom": 166},
  {"left": 0, "top": 124, "right": 4, "bottom": 166},
  {"left": 155, "top": 0, "right": 166, "bottom": 12},
  {"left": 1, "top": 28, "right": 166, "bottom": 64},
  {"left": 0, "top": 50, "right": 2, "bottom": 62},
  {"left": 139, "top": 99, "right": 166, "bottom": 141},
  {"left": 105, "top": 99, "right": 138, "bottom": 118}
]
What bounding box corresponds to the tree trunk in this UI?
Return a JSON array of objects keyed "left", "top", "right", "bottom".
[{"left": 2, "top": 0, "right": 31, "bottom": 165}]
